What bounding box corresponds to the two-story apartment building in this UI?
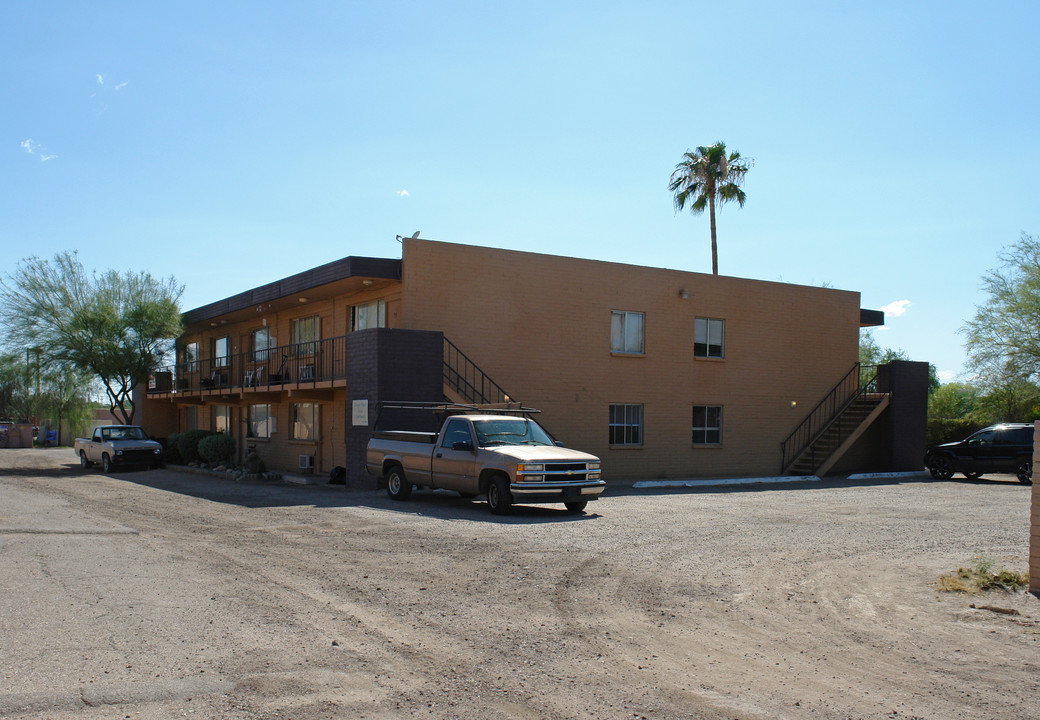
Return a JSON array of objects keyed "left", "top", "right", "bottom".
[{"left": 142, "top": 238, "right": 923, "bottom": 485}]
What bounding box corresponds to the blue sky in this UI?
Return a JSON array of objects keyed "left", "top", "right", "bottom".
[{"left": 4, "top": 1, "right": 1038, "bottom": 382}]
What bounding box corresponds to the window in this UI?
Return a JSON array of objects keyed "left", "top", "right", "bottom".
[
  {"left": 694, "top": 318, "right": 724, "bottom": 358},
  {"left": 212, "top": 405, "right": 230, "bottom": 435},
  {"left": 183, "top": 406, "right": 198, "bottom": 432},
  {"left": 441, "top": 418, "right": 473, "bottom": 448},
  {"left": 292, "top": 315, "right": 320, "bottom": 355},
  {"left": 692, "top": 405, "right": 722, "bottom": 445},
  {"left": 291, "top": 403, "right": 318, "bottom": 441},
  {"left": 609, "top": 403, "right": 643, "bottom": 446},
  {"left": 251, "top": 328, "right": 274, "bottom": 361},
  {"left": 248, "top": 404, "right": 274, "bottom": 439},
  {"left": 610, "top": 311, "right": 644, "bottom": 354},
  {"left": 185, "top": 342, "right": 198, "bottom": 371},
  {"left": 213, "top": 337, "right": 229, "bottom": 367},
  {"left": 351, "top": 300, "right": 386, "bottom": 331}
]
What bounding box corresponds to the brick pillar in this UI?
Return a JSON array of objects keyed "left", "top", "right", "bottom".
[
  {"left": 1030, "top": 421, "right": 1039, "bottom": 594},
  {"left": 343, "top": 329, "right": 444, "bottom": 488}
]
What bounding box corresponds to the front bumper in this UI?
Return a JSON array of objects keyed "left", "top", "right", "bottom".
[{"left": 508, "top": 480, "right": 606, "bottom": 503}]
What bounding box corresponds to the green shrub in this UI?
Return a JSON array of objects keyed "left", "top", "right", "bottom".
[
  {"left": 245, "top": 451, "right": 266, "bottom": 474},
  {"left": 198, "top": 434, "right": 236, "bottom": 465},
  {"left": 926, "top": 418, "right": 981, "bottom": 447},
  {"left": 163, "top": 433, "right": 184, "bottom": 464},
  {"left": 177, "top": 429, "right": 216, "bottom": 464}
]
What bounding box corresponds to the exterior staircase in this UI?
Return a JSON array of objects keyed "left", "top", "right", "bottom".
[
  {"left": 442, "top": 337, "right": 516, "bottom": 406},
  {"left": 781, "top": 364, "right": 890, "bottom": 476}
]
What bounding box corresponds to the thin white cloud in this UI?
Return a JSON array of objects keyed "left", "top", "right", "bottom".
[
  {"left": 937, "top": 369, "right": 957, "bottom": 383},
  {"left": 396, "top": 189, "right": 409, "bottom": 197},
  {"left": 96, "top": 73, "right": 104, "bottom": 85},
  {"left": 21, "top": 138, "right": 35, "bottom": 154},
  {"left": 40, "top": 154, "right": 58, "bottom": 162},
  {"left": 880, "top": 299, "right": 911, "bottom": 317},
  {"left": 114, "top": 81, "right": 128, "bottom": 91}
]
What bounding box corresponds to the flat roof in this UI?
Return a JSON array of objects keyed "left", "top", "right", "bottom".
[{"left": 181, "top": 255, "right": 401, "bottom": 326}]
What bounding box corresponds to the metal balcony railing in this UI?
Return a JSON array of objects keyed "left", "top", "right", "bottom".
[{"left": 149, "top": 336, "right": 348, "bottom": 395}]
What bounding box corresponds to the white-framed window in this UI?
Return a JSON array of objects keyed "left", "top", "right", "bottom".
[
  {"left": 213, "top": 337, "right": 229, "bottom": 367},
  {"left": 694, "top": 318, "right": 724, "bottom": 358},
  {"left": 610, "top": 311, "right": 644, "bottom": 354},
  {"left": 251, "top": 328, "right": 274, "bottom": 361},
  {"left": 185, "top": 342, "right": 198, "bottom": 372},
  {"left": 213, "top": 404, "right": 230, "bottom": 435},
  {"left": 609, "top": 403, "right": 643, "bottom": 446},
  {"left": 692, "top": 405, "right": 722, "bottom": 445},
  {"left": 248, "top": 404, "right": 274, "bottom": 439},
  {"left": 351, "top": 300, "right": 386, "bottom": 331},
  {"left": 291, "top": 403, "right": 318, "bottom": 441},
  {"left": 292, "top": 315, "right": 320, "bottom": 355}
]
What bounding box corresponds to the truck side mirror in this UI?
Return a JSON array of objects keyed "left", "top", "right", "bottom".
[
  {"left": 555, "top": 440, "right": 565, "bottom": 447},
  {"left": 452, "top": 441, "right": 475, "bottom": 452}
]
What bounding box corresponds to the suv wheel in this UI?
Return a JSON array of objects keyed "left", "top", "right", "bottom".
[
  {"left": 1017, "top": 458, "right": 1033, "bottom": 485},
  {"left": 928, "top": 455, "right": 954, "bottom": 481}
]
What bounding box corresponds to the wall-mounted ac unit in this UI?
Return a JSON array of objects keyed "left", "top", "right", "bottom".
[{"left": 299, "top": 454, "right": 315, "bottom": 471}]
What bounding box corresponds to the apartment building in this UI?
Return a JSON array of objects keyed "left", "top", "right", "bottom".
[{"left": 142, "top": 238, "right": 923, "bottom": 484}]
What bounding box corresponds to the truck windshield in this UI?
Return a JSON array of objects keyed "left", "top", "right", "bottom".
[
  {"left": 103, "top": 427, "right": 148, "bottom": 441},
  {"left": 473, "top": 418, "right": 554, "bottom": 447}
]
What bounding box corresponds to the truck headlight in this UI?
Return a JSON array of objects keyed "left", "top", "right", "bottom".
[
  {"left": 153, "top": 447, "right": 161, "bottom": 454},
  {"left": 588, "top": 472, "right": 601, "bottom": 480},
  {"left": 115, "top": 449, "right": 123, "bottom": 456},
  {"left": 517, "top": 464, "right": 544, "bottom": 473},
  {"left": 587, "top": 462, "right": 601, "bottom": 471}
]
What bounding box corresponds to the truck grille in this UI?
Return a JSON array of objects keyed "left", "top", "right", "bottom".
[
  {"left": 121, "top": 449, "right": 158, "bottom": 462},
  {"left": 545, "top": 462, "right": 588, "bottom": 480}
]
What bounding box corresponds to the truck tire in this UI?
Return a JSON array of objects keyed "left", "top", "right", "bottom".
[
  {"left": 487, "top": 475, "right": 513, "bottom": 515},
  {"left": 79, "top": 451, "right": 93, "bottom": 469},
  {"left": 101, "top": 453, "right": 114, "bottom": 474},
  {"left": 386, "top": 466, "right": 412, "bottom": 500},
  {"left": 564, "top": 501, "right": 588, "bottom": 513}
]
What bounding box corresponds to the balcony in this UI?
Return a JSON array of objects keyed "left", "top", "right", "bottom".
[{"left": 149, "top": 336, "right": 349, "bottom": 398}]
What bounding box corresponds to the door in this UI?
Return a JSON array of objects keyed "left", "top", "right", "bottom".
[{"left": 430, "top": 418, "right": 478, "bottom": 492}]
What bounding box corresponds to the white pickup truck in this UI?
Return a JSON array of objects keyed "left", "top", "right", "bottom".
[
  {"left": 74, "top": 425, "right": 163, "bottom": 472},
  {"left": 366, "top": 405, "right": 605, "bottom": 514}
]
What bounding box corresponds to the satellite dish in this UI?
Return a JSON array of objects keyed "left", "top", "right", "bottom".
[{"left": 411, "top": 231, "right": 420, "bottom": 239}]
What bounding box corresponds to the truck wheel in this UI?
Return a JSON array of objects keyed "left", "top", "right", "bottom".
[
  {"left": 386, "top": 466, "right": 412, "bottom": 500},
  {"left": 79, "top": 451, "right": 93, "bottom": 469},
  {"left": 927, "top": 455, "right": 953, "bottom": 481},
  {"left": 101, "top": 454, "right": 114, "bottom": 474},
  {"left": 487, "top": 476, "right": 513, "bottom": 515},
  {"left": 1017, "top": 459, "right": 1033, "bottom": 485},
  {"left": 564, "top": 501, "right": 588, "bottom": 514}
]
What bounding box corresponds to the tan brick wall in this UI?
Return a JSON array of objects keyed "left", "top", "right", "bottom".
[
  {"left": 1031, "top": 422, "right": 1039, "bottom": 593},
  {"left": 401, "top": 238, "right": 862, "bottom": 481}
]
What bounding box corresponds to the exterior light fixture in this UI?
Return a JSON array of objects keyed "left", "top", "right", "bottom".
[
  {"left": 298, "top": 297, "right": 308, "bottom": 303},
  {"left": 362, "top": 279, "right": 374, "bottom": 286},
  {"left": 679, "top": 289, "right": 690, "bottom": 299}
]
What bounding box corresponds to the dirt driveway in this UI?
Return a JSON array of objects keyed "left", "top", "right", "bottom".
[{"left": 1, "top": 448, "right": 1037, "bottom": 720}]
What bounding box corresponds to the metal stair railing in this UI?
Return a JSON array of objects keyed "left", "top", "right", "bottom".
[
  {"left": 780, "top": 363, "right": 880, "bottom": 474},
  {"left": 442, "top": 337, "right": 514, "bottom": 406}
]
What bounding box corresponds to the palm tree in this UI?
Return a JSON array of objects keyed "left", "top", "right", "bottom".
[{"left": 668, "top": 142, "right": 751, "bottom": 275}]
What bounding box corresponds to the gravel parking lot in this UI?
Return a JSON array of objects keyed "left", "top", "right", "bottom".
[{"left": 1, "top": 448, "right": 1037, "bottom": 720}]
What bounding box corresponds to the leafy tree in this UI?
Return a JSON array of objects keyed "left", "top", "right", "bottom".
[
  {"left": 859, "top": 331, "right": 939, "bottom": 394},
  {"left": 40, "top": 365, "right": 95, "bottom": 444},
  {"left": 669, "top": 142, "right": 751, "bottom": 275},
  {"left": 0, "top": 252, "right": 182, "bottom": 424},
  {"left": 971, "top": 358, "right": 1040, "bottom": 423},
  {"left": 928, "top": 382, "right": 978, "bottom": 420},
  {"left": 963, "top": 233, "right": 1040, "bottom": 378}
]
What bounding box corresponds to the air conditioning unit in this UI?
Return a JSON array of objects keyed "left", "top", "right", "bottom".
[{"left": 299, "top": 454, "right": 315, "bottom": 472}]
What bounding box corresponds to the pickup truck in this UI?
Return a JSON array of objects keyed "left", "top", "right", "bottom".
[
  {"left": 366, "top": 407, "right": 605, "bottom": 514},
  {"left": 75, "top": 425, "right": 163, "bottom": 473}
]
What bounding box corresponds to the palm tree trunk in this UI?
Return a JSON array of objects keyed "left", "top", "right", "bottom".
[{"left": 708, "top": 195, "right": 719, "bottom": 275}]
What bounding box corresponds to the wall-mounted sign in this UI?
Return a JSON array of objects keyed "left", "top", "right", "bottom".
[{"left": 352, "top": 399, "right": 369, "bottom": 427}]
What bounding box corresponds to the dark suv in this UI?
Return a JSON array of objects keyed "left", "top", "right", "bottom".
[{"left": 924, "top": 423, "right": 1033, "bottom": 484}]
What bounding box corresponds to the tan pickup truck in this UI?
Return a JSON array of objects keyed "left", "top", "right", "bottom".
[{"left": 366, "top": 407, "right": 604, "bottom": 514}]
